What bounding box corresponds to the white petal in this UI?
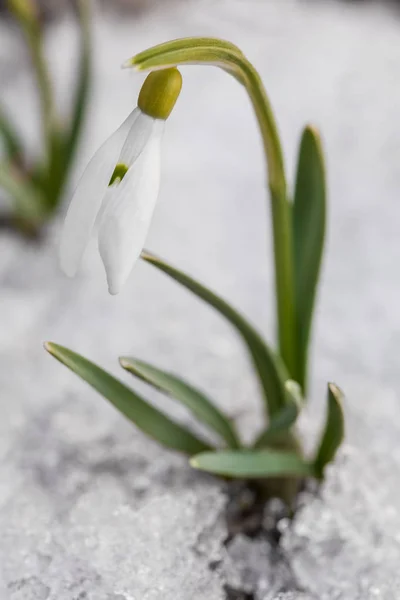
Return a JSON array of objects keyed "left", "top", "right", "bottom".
[
  {"left": 59, "top": 108, "right": 140, "bottom": 277},
  {"left": 98, "top": 121, "right": 164, "bottom": 294},
  {"left": 93, "top": 110, "right": 156, "bottom": 238},
  {"left": 118, "top": 110, "right": 155, "bottom": 167}
]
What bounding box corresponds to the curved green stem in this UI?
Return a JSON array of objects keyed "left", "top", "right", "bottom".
[{"left": 128, "top": 38, "right": 298, "bottom": 379}]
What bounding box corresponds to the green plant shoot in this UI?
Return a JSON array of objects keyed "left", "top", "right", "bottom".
[{"left": 45, "top": 37, "right": 345, "bottom": 508}]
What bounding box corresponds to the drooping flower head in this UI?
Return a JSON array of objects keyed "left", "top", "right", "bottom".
[{"left": 60, "top": 67, "right": 182, "bottom": 294}]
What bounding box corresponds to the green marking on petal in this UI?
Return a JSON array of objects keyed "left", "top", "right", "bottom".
[{"left": 109, "top": 163, "right": 128, "bottom": 186}]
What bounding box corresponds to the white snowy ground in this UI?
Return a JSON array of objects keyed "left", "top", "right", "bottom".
[{"left": 1, "top": 0, "right": 400, "bottom": 598}]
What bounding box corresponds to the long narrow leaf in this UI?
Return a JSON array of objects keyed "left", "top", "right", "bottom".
[
  {"left": 120, "top": 357, "right": 241, "bottom": 449},
  {"left": 0, "top": 105, "right": 23, "bottom": 163},
  {"left": 8, "top": 0, "right": 54, "bottom": 154},
  {"left": 63, "top": 0, "right": 92, "bottom": 177},
  {"left": 44, "top": 342, "right": 212, "bottom": 456},
  {"left": 44, "top": 1, "right": 91, "bottom": 211},
  {"left": 190, "top": 449, "right": 314, "bottom": 478},
  {"left": 314, "top": 383, "right": 345, "bottom": 479},
  {"left": 293, "top": 126, "right": 326, "bottom": 391},
  {"left": 44, "top": 127, "right": 68, "bottom": 210},
  {"left": 141, "top": 251, "right": 287, "bottom": 418},
  {"left": 253, "top": 380, "right": 302, "bottom": 448},
  {"left": 0, "top": 162, "right": 46, "bottom": 222}
]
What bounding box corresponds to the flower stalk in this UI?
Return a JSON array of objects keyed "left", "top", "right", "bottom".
[{"left": 127, "top": 38, "right": 299, "bottom": 384}]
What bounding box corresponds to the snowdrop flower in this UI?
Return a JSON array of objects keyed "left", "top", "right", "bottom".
[{"left": 60, "top": 68, "right": 182, "bottom": 294}]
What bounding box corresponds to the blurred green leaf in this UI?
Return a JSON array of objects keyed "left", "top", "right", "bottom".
[
  {"left": 44, "top": 127, "right": 68, "bottom": 210},
  {"left": 191, "top": 449, "right": 314, "bottom": 478},
  {"left": 44, "top": 342, "right": 212, "bottom": 456},
  {"left": 253, "top": 380, "right": 302, "bottom": 448},
  {"left": 44, "top": 1, "right": 92, "bottom": 212},
  {"left": 7, "top": 0, "right": 92, "bottom": 215},
  {"left": 63, "top": 0, "right": 92, "bottom": 182},
  {"left": 284, "top": 379, "right": 303, "bottom": 405},
  {"left": 120, "top": 357, "right": 241, "bottom": 449},
  {"left": 314, "top": 383, "right": 345, "bottom": 479},
  {"left": 293, "top": 126, "right": 326, "bottom": 391},
  {"left": 141, "top": 251, "right": 287, "bottom": 418},
  {"left": 0, "top": 105, "right": 23, "bottom": 163},
  {"left": 7, "top": 0, "right": 37, "bottom": 24},
  {"left": 8, "top": 0, "right": 54, "bottom": 155},
  {"left": 0, "top": 162, "right": 46, "bottom": 223}
]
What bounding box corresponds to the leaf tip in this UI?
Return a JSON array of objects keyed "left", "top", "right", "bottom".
[
  {"left": 119, "top": 357, "right": 130, "bottom": 369},
  {"left": 328, "top": 382, "right": 344, "bottom": 406},
  {"left": 302, "top": 123, "right": 324, "bottom": 155},
  {"left": 189, "top": 456, "right": 200, "bottom": 469},
  {"left": 328, "top": 381, "right": 342, "bottom": 394},
  {"left": 304, "top": 123, "right": 320, "bottom": 138},
  {"left": 140, "top": 248, "right": 153, "bottom": 259},
  {"left": 140, "top": 249, "right": 159, "bottom": 266},
  {"left": 121, "top": 57, "right": 136, "bottom": 70},
  {"left": 313, "top": 381, "right": 345, "bottom": 480},
  {"left": 43, "top": 341, "right": 54, "bottom": 354}
]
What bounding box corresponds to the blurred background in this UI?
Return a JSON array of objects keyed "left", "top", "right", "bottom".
[{"left": 2, "top": 0, "right": 400, "bottom": 596}]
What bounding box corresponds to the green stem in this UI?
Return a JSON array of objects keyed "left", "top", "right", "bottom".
[
  {"left": 239, "top": 59, "right": 298, "bottom": 380},
  {"left": 131, "top": 39, "right": 299, "bottom": 379}
]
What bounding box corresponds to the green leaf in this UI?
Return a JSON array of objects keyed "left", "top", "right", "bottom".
[
  {"left": 141, "top": 251, "right": 287, "bottom": 418},
  {"left": 120, "top": 357, "right": 241, "bottom": 449},
  {"left": 190, "top": 449, "right": 314, "bottom": 478},
  {"left": 44, "top": 127, "right": 68, "bottom": 210},
  {"left": 63, "top": 0, "right": 92, "bottom": 180},
  {"left": 129, "top": 37, "right": 245, "bottom": 64},
  {"left": 284, "top": 379, "right": 303, "bottom": 405},
  {"left": 127, "top": 38, "right": 246, "bottom": 85},
  {"left": 253, "top": 380, "right": 302, "bottom": 448},
  {"left": 270, "top": 184, "right": 298, "bottom": 383},
  {"left": 44, "top": 342, "right": 212, "bottom": 456},
  {"left": 293, "top": 126, "right": 326, "bottom": 391},
  {"left": 0, "top": 105, "right": 23, "bottom": 163},
  {"left": 42, "top": 1, "right": 92, "bottom": 212},
  {"left": 0, "top": 162, "right": 46, "bottom": 223},
  {"left": 8, "top": 0, "right": 55, "bottom": 156},
  {"left": 314, "top": 383, "right": 345, "bottom": 479}
]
